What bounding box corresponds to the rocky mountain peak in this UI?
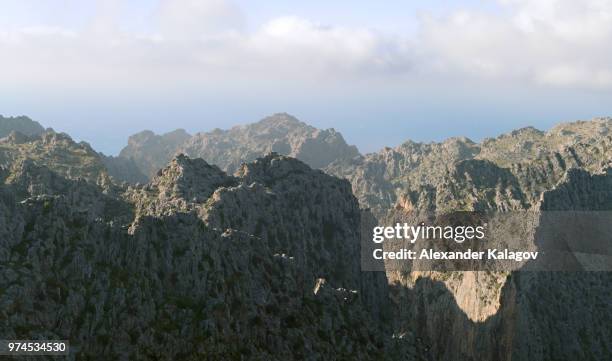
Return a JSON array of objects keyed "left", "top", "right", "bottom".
[
  {"left": 113, "top": 114, "right": 360, "bottom": 182},
  {"left": 328, "top": 117, "right": 612, "bottom": 217},
  {"left": 510, "top": 126, "right": 544, "bottom": 137},
  {"left": 0, "top": 128, "right": 110, "bottom": 185},
  {"left": 236, "top": 152, "right": 314, "bottom": 184},
  {"left": 179, "top": 113, "right": 360, "bottom": 174},
  {"left": 255, "top": 112, "right": 303, "bottom": 128},
  {"left": 0, "top": 115, "right": 47, "bottom": 138},
  {"left": 151, "top": 154, "right": 236, "bottom": 203}
]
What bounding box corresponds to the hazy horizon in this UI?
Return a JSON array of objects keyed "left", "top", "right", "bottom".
[{"left": 3, "top": 110, "right": 610, "bottom": 157}]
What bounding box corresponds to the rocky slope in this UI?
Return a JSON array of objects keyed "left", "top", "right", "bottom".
[
  {"left": 0, "top": 115, "right": 46, "bottom": 138},
  {"left": 118, "top": 129, "right": 191, "bottom": 179},
  {"left": 360, "top": 118, "right": 612, "bottom": 360},
  {"left": 1, "top": 114, "right": 610, "bottom": 360},
  {"left": 0, "top": 133, "right": 410, "bottom": 360},
  {"left": 179, "top": 113, "right": 359, "bottom": 175},
  {"left": 101, "top": 155, "right": 149, "bottom": 185},
  {"left": 327, "top": 117, "right": 612, "bottom": 217},
  {"left": 0, "top": 118, "right": 148, "bottom": 185},
  {"left": 384, "top": 165, "right": 612, "bottom": 360},
  {"left": 0, "top": 130, "right": 112, "bottom": 186},
  {"left": 116, "top": 113, "right": 359, "bottom": 181}
]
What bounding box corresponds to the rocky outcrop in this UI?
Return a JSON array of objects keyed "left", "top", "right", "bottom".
[
  {"left": 179, "top": 113, "right": 360, "bottom": 175},
  {"left": 0, "top": 116, "right": 146, "bottom": 185},
  {"left": 0, "top": 130, "right": 112, "bottom": 186},
  {"left": 0, "top": 115, "right": 46, "bottom": 138},
  {"left": 327, "top": 117, "right": 612, "bottom": 217},
  {"left": 326, "top": 137, "right": 480, "bottom": 217},
  {"left": 114, "top": 113, "right": 360, "bottom": 182}
]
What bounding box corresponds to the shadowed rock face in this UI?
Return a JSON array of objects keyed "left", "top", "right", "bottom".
[
  {"left": 385, "top": 169, "right": 612, "bottom": 361},
  {"left": 118, "top": 129, "right": 191, "bottom": 179},
  {"left": 100, "top": 155, "right": 149, "bottom": 185}
]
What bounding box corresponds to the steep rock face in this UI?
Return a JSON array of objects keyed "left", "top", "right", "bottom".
[
  {"left": 101, "top": 155, "right": 149, "bottom": 185},
  {"left": 385, "top": 166, "right": 612, "bottom": 361},
  {"left": 1, "top": 152, "right": 400, "bottom": 360},
  {"left": 203, "top": 154, "right": 389, "bottom": 320},
  {"left": 431, "top": 159, "right": 528, "bottom": 212},
  {"left": 180, "top": 113, "right": 360, "bottom": 174},
  {"left": 128, "top": 153, "right": 390, "bottom": 327},
  {"left": 118, "top": 129, "right": 191, "bottom": 179},
  {"left": 500, "top": 169, "right": 612, "bottom": 361},
  {"left": 207, "top": 153, "right": 361, "bottom": 289},
  {"left": 361, "top": 119, "right": 612, "bottom": 361},
  {"left": 540, "top": 168, "right": 612, "bottom": 211},
  {"left": 0, "top": 115, "right": 46, "bottom": 138}
]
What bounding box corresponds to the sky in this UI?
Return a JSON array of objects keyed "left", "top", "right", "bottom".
[{"left": 1, "top": 0, "right": 611, "bottom": 155}]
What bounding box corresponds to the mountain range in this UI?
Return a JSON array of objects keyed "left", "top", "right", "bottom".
[
  {"left": 0, "top": 113, "right": 610, "bottom": 360},
  {"left": 110, "top": 113, "right": 359, "bottom": 182}
]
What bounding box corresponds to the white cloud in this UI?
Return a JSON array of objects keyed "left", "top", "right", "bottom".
[
  {"left": 156, "top": 0, "right": 245, "bottom": 40},
  {"left": 246, "top": 16, "right": 412, "bottom": 75},
  {"left": 420, "top": 0, "right": 612, "bottom": 88},
  {"left": 0, "top": 0, "right": 611, "bottom": 91},
  {"left": 507, "top": 0, "right": 612, "bottom": 40}
]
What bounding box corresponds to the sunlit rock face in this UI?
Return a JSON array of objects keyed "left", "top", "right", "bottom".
[
  {"left": 327, "top": 117, "right": 612, "bottom": 217},
  {"left": 179, "top": 113, "right": 360, "bottom": 174},
  {"left": 115, "top": 113, "right": 360, "bottom": 182}
]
